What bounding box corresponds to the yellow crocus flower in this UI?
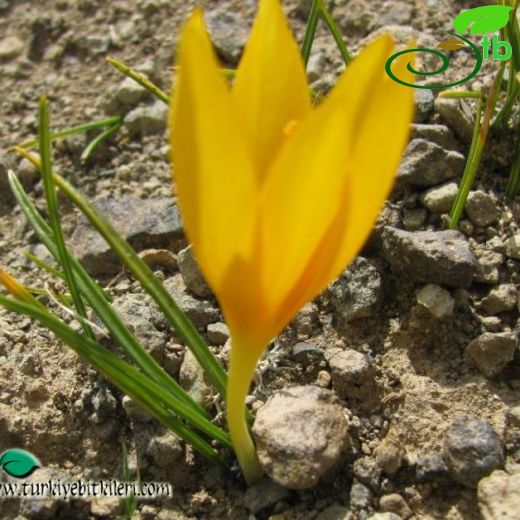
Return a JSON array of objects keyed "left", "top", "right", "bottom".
[{"left": 170, "top": 0, "right": 413, "bottom": 484}]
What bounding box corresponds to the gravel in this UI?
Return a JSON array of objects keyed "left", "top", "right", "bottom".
[
  {"left": 327, "top": 348, "right": 375, "bottom": 400},
  {"left": 506, "top": 234, "right": 520, "bottom": 259},
  {"left": 329, "top": 257, "right": 382, "bottom": 322},
  {"left": 416, "top": 284, "right": 455, "bottom": 319},
  {"left": 465, "top": 191, "right": 499, "bottom": 227},
  {"left": 374, "top": 432, "right": 404, "bottom": 476},
  {"left": 443, "top": 415, "right": 504, "bottom": 488},
  {"left": 179, "top": 349, "right": 211, "bottom": 409},
  {"left": 124, "top": 100, "right": 169, "bottom": 136},
  {"left": 353, "top": 456, "right": 382, "bottom": 491},
  {"left": 465, "top": 332, "right": 518, "bottom": 378},
  {"left": 206, "top": 322, "right": 230, "bottom": 345},
  {"left": 177, "top": 245, "right": 212, "bottom": 298},
  {"left": 419, "top": 181, "right": 458, "bottom": 214},
  {"left": 435, "top": 97, "right": 474, "bottom": 142},
  {"left": 350, "top": 480, "right": 374, "bottom": 510},
  {"left": 205, "top": 6, "right": 248, "bottom": 64},
  {"left": 243, "top": 478, "right": 290, "bottom": 514},
  {"left": 0, "top": 36, "right": 24, "bottom": 62},
  {"left": 480, "top": 284, "right": 518, "bottom": 315}
]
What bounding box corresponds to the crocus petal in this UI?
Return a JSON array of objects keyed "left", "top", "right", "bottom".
[
  {"left": 276, "top": 44, "right": 415, "bottom": 322},
  {"left": 232, "top": 0, "right": 311, "bottom": 176},
  {"left": 259, "top": 36, "right": 396, "bottom": 317},
  {"left": 170, "top": 10, "right": 257, "bottom": 290}
]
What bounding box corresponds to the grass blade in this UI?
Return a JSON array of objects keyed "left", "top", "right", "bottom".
[
  {"left": 81, "top": 121, "right": 122, "bottom": 162},
  {"left": 301, "top": 0, "right": 321, "bottom": 67},
  {"left": 8, "top": 170, "right": 212, "bottom": 423},
  {"left": 38, "top": 97, "right": 93, "bottom": 339},
  {"left": 18, "top": 116, "right": 121, "bottom": 150},
  {"left": 449, "top": 64, "right": 505, "bottom": 228},
  {"left": 24, "top": 251, "right": 65, "bottom": 280},
  {"left": 319, "top": 2, "right": 352, "bottom": 65},
  {"left": 107, "top": 56, "right": 170, "bottom": 105}
]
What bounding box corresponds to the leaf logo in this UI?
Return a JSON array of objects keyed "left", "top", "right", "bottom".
[
  {"left": 453, "top": 5, "right": 513, "bottom": 35},
  {"left": 436, "top": 39, "right": 467, "bottom": 51},
  {"left": 0, "top": 449, "right": 40, "bottom": 478}
]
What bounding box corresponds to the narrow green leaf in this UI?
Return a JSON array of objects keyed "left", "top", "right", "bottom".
[
  {"left": 301, "top": 0, "right": 321, "bottom": 67},
  {"left": 24, "top": 251, "right": 65, "bottom": 280},
  {"left": 81, "top": 121, "right": 122, "bottom": 162},
  {"left": 449, "top": 63, "right": 505, "bottom": 228},
  {"left": 319, "top": 2, "right": 352, "bottom": 65},
  {"left": 440, "top": 91, "right": 483, "bottom": 99},
  {"left": 38, "top": 96, "right": 93, "bottom": 339},
  {"left": 18, "top": 116, "right": 121, "bottom": 150},
  {"left": 107, "top": 56, "right": 170, "bottom": 105}
]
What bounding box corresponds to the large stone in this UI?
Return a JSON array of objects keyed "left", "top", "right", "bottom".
[
  {"left": 329, "top": 257, "right": 382, "bottom": 321},
  {"left": 465, "top": 332, "right": 517, "bottom": 378},
  {"left": 72, "top": 195, "right": 185, "bottom": 276},
  {"left": 397, "top": 139, "right": 465, "bottom": 187},
  {"left": 252, "top": 386, "right": 349, "bottom": 489},
  {"left": 382, "top": 227, "right": 477, "bottom": 287},
  {"left": 478, "top": 470, "right": 520, "bottom": 520},
  {"left": 443, "top": 415, "right": 504, "bottom": 488}
]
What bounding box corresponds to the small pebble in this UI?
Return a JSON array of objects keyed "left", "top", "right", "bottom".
[{"left": 443, "top": 415, "right": 504, "bottom": 488}]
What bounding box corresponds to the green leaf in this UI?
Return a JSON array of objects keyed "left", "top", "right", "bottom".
[
  {"left": 0, "top": 449, "right": 40, "bottom": 478},
  {"left": 38, "top": 96, "right": 94, "bottom": 340},
  {"left": 453, "top": 5, "right": 513, "bottom": 35}
]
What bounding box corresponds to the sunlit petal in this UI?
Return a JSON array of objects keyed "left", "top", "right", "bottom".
[
  {"left": 232, "top": 0, "right": 311, "bottom": 176},
  {"left": 259, "top": 36, "right": 395, "bottom": 318},
  {"left": 170, "top": 10, "right": 257, "bottom": 290}
]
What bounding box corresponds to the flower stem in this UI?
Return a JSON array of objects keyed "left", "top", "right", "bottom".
[{"left": 227, "top": 341, "right": 264, "bottom": 486}]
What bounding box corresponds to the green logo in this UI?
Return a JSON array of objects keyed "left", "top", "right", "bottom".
[
  {"left": 386, "top": 5, "right": 514, "bottom": 89},
  {"left": 0, "top": 449, "right": 40, "bottom": 478}
]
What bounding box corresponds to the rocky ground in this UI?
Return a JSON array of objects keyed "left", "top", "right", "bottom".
[{"left": 0, "top": 0, "right": 519, "bottom": 519}]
